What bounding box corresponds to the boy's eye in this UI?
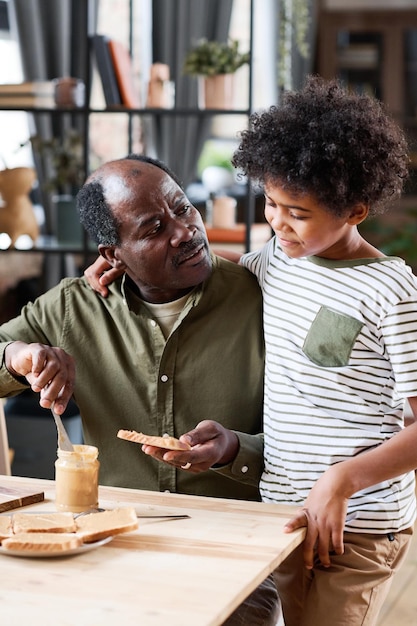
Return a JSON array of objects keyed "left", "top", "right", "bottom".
[{"left": 289, "top": 211, "right": 306, "bottom": 220}]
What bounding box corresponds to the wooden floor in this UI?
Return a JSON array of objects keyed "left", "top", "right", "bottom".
[{"left": 376, "top": 523, "right": 417, "bottom": 625}]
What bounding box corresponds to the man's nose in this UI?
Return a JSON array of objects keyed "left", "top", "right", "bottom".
[{"left": 169, "top": 219, "right": 195, "bottom": 247}]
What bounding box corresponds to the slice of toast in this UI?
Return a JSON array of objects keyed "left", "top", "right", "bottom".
[
  {"left": 75, "top": 507, "right": 138, "bottom": 542},
  {"left": 2, "top": 532, "right": 82, "bottom": 552},
  {"left": 0, "top": 515, "right": 13, "bottom": 541},
  {"left": 13, "top": 512, "right": 76, "bottom": 534},
  {"left": 117, "top": 429, "right": 191, "bottom": 451}
]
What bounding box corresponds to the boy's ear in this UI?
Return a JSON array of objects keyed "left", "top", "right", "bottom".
[
  {"left": 347, "top": 203, "right": 369, "bottom": 226},
  {"left": 98, "top": 244, "right": 126, "bottom": 269}
]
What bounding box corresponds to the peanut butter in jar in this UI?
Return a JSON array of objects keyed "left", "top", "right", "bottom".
[{"left": 55, "top": 445, "right": 99, "bottom": 513}]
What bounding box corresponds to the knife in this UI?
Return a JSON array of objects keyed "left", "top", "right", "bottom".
[
  {"left": 3, "top": 510, "right": 190, "bottom": 520},
  {"left": 137, "top": 514, "right": 190, "bottom": 519},
  {"left": 74, "top": 509, "right": 190, "bottom": 520}
]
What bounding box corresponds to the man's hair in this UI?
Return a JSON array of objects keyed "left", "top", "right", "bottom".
[
  {"left": 232, "top": 75, "right": 409, "bottom": 216},
  {"left": 76, "top": 154, "right": 183, "bottom": 245}
]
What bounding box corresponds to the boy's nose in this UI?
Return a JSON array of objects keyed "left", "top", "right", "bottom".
[{"left": 266, "top": 206, "right": 286, "bottom": 232}]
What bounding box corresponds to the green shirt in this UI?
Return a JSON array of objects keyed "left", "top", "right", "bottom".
[{"left": 0, "top": 255, "right": 264, "bottom": 500}]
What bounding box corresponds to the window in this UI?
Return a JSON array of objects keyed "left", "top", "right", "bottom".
[{"left": 0, "top": 0, "right": 32, "bottom": 169}]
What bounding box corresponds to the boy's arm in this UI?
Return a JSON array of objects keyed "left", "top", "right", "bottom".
[
  {"left": 83, "top": 256, "right": 123, "bottom": 297},
  {"left": 286, "top": 396, "right": 417, "bottom": 569},
  {"left": 212, "top": 248, "right": 243, "bottom": 264}
]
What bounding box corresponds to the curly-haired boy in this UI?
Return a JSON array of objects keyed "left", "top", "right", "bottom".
[{"left": 232, "top": 75, "right": 417, "bottom": 626}]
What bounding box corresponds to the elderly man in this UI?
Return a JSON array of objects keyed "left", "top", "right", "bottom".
[{"left": 0, "top": 155, "right": 278, "bottom": 626}]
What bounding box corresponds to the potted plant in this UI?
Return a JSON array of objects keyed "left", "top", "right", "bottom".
[
  {"left": 183, "top": 38, "right": 250, "bottom": 109},
  {"left": 28, "top": 129, "right": 85, "bottom": 196},
  {"left": 359, "top": 207, "right": 417, "bottom": 273},
  {"left": 23, "top": 129, "right": 85, "bottom": 245}
]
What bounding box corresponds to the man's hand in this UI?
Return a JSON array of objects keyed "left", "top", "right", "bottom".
[
  {"left": 84, "top": 256, "right": 124, "bottom": 298},
  {"left": 141, "top": 419, "right": 239, "bottom": 473},
  {"left": 283, "top": 463, "right": 349, "bottom": 569},
  {"left": 5, "top": 341, "right": 76, "bottom": 414}
]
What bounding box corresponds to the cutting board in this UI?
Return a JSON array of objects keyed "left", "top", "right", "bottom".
[{"left": 0, "top": 485, "right": 44, "bottom": 513}]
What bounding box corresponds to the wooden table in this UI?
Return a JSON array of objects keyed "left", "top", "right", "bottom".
[{"left": 0, "top": 475, "right": 305, "bottom": 626}]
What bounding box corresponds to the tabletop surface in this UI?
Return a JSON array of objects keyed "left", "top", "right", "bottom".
[{"left": 0, "top": 475, "right": 305, "bottom": 626}]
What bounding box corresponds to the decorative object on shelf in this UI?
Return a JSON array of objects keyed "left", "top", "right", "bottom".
[
  {"left": 146, "top": 63, "right": 175, "bottom": 109},
  {"left": 52, "top": 77, "right": 85, "bottom": 108},
  {"left": 201, "top": 165, "right": 235, "bottom": 226},
  {"left": 0, "top": 166, "right": 39, "bottom": 247},
  {"left": 183, "top": 38, "right": 249, "bottom": 109}
]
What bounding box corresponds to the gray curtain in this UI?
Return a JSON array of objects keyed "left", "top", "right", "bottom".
[
  {"left": 147, "top": 0, "right": 233, "bottom": 187},
  {"left": 290, "top": 0, "right": 318, "bottom": 91},
  {"left": 11, "top": 0, "right": 98, "bottom": 233}
]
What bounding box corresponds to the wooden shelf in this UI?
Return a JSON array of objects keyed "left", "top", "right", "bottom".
[{"left": 206, "top": 223, "right": 271, "bottom": 251}]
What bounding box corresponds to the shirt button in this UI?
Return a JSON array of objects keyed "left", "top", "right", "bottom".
[
  {"left": 161, "top": 374, "right": 168, "bottom": 382},
  {"left": 241, "top": 465, "right": 249, "bottom": 474},
  {"left": 150, "top": 320, "right": 157, "bottom": 327}
]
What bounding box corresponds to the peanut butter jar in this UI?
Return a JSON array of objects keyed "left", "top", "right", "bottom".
[{"left": 55, "top": 445, "right": 99, "bottom": 512}]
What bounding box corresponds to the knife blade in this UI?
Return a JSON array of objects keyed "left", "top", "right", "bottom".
[{"left": 137, "top": 514, "right": 190, "bottom": 519}]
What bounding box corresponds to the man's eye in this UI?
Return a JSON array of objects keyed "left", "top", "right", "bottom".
[
  {"left": 177, "top": 204, "right": 191, "bottom": 215},
  {"left": 147, "top": 222, "right": 161, "bottom": 235}
]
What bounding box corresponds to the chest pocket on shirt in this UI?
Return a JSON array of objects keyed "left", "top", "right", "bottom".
[{"left": 303, "top": 306, "right": 363, "bottom": 367}]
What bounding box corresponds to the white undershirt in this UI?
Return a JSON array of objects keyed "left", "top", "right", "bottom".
[{"left": 145, "top": 293, "right": 190, "bottom": 338}]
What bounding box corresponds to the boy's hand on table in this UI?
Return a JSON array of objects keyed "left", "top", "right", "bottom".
[{"left": 284, "top": 464, "right": 349, "bottom": 569}]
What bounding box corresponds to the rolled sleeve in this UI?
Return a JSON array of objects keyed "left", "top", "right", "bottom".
[
  {"left": 212, "top": 432, "right": 264, "bottom": 488},
  {"left": 0, "top": 342, "right": 30, "bottom": 396}
]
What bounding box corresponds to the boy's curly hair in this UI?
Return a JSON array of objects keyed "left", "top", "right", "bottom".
[{"left": 232, "top": 75, "right": 409, "bottom": 216}]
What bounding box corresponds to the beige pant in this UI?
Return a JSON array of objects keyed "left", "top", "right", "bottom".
[{"left": 273, "top": 528, "right": 413, "bottom": 626}]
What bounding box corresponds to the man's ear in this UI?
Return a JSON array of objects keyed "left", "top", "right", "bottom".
[
  {"left": 98, "top": 244, "right": 126, "bottom": 270},
  {"left": 347, "top": 203, "right": 369, "bottom": 226}
]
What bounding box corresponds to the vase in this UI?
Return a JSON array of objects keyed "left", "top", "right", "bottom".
[
  {"left": 54, "top": 195, "right": 83, "bottom": 246},
  {"left": 198, "top": 74, "right": 235, "bottom": 110},
  {"left": 212, "top": 196, "right": 237, "bottom": 229}
]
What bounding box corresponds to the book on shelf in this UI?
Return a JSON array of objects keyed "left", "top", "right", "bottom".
[
  {"left": 0, "top": 80, "right": 55, "bottom": 95},
  {"left": 0, "top": 94, "right": 55, "bottom": 107},
  {"left": 107, "top": 38, "right": 140, "bottom": 108},
  {"left": 90, "top": 34, "right": 121, "bottom": 107}
]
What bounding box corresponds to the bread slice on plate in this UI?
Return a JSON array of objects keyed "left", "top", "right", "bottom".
[
  {"left": 13, "top": 512, "right": 76, "bottom": 534},
  {"left": 0, "top": 515, "right": 13, "bottom": 541},
  {"left": 76, "top": 507, "right": 138, "bottom": 542},
  {"left": 2, "top": 532, "right": 82, "bottom": 552}
]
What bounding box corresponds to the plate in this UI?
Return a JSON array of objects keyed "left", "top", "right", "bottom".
[{"left": 0, "top": 535, "right": 113, "bottom": 558}]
